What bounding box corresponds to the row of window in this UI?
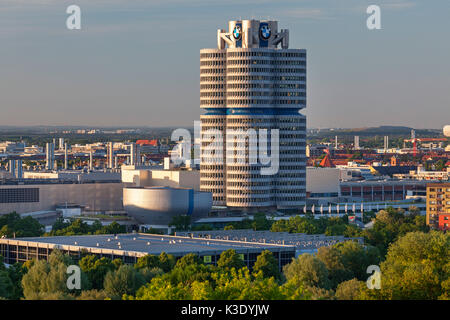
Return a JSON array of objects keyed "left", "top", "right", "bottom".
[
  {"left": 226, "top": 52, "right": 306, "bottom": 58},
  {"left": 429, "top": 201, "right": 450, "bottom": 205},
  {"left": 201, "top": 83, "right": 306, "bottom": 90},
  {"left": 224, "top": 165, "right": 305, "bottom": 171},
  {"left": 226, "top": 181, "right": 305, "bottom": 187},
  {"left": 0, "top": 188, "right": 39, "bottom": 203},
  {"left": 201, "top": 181, "right": 225, "bottom": 186},
  {"left": 226, "top": 67, "right": 306, "bottom": 74},
  {"left": 200, "top": 68, "right": 306, "bottom": 74},
  {"left": 201, "top": 91, "right": 306, "bottom": 98},
  {"left": 228, "top": 189, "right": 275, "bottom": 195},
  {"left": 200, "top": 76, "right": 225, "bottom": 82},
  {"left": 227, "top": 83, "right": 305, "bottom": 89},
  {"left": 226, "top": 196, "right": 305, "bottom": 203},
  {"left": 225, "top": 118, "right": 306, "bottom": 124},
  {"left": 201, "top": 120, "right": 305, "bottom": 126},
  {"left": 200, "top": 75, "right": 306, "bottom": 82},
  {"left": 225, "top": 60, "right": 306, "bottom": 66},
  {"left": 200, "top": 53, "right": 225, "bottom": 59},
  {"left": 429, "top": 188, "right": 450, "bottom": 192},
  {"left": 226, "top": 173, "right": 306, "bottom": 179},
  {"left": 200, "top": 60, "right": 226, "bottom": 66},
  {"left": 200, "top": 68, "right": 226, "bottom": 74},
  {"left": 224, "top": 99, "right": 306, "bottom": 105},
  {"left": 225, "top": 118, "right": 275, "bottom": 123},
  {"left": 226, "top": 75, "right": 306, "bottom": 81},
  {"left": 226, "top": 92, "right": 306, "bottom": 97}
]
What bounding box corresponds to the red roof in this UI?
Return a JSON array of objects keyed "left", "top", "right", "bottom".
[
  {"left": 136, "top": 139, "right": 158, "bottom": 146},
  {"left": 320, "top": 153, "right": 335, "bottom": 167}
]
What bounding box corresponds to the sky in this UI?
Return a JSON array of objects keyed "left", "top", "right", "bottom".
[{"left": 1, "top": 0, "right": 449, "bottom": 129}]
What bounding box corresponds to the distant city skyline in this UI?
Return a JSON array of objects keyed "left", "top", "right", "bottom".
[{"left": 1, "top": 0, "right": 449, "bottom": 128}]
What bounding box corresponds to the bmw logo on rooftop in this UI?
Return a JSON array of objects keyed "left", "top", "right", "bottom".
[
  {"left": 259, "top": 25, "right": 271, "bottom": 40},
  {"left": 233, "top": 25, "right": 242, "bottom": 40}
]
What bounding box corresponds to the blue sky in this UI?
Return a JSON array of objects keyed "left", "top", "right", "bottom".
[{"left": 1, "top": 0, "right": 449, "bottom": 128}]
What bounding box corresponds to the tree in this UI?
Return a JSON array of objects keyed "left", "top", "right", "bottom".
[
  {"left": 134, "top": 252, "right": 175, "bottom": 273},
  {"left": 139, "top": 267, "right": 164, "bottom": 283},
  {"left": 103, "top": 264, "right": 145, "bottom": 299},
  {"left": 335, "top": 278, "right": 365, "bottom": 300},
  {"left": 174, "top": 253, "right": 202, "bottom": 269},
  {"left": 283, "top": 254, "right": 331, "bottom": 290},
  {"left": 166, "top": 254, "right": 213, "bottom": 287},
  {"left": 0, "top": 212, "right": 43, "bottom": 237},
  {"left": 158, "top": 252, "right": 176, "bottom": 273},
  {"left": 76, "top": 289, "right": 109, "bottom": 300},
  {"left": 375, "top": 231, "right": 449, "bottom": 300},
  {"left": 408, "top": 206, "right": 421, "bottom": 216},
  {"left": 217, "top": 249, "right": 245, "bottom": 270},
  {"left": 169, "top": 215, "right": 191, "bottom": 231},
  {"left": 334, "top": 241, "right": 381, "bottom": 281},
  {"left": 51, "top": 217, "right": 71, "bottom": 232},
  {"left": 316, "top": 246, "right": 352, "bottom": 288},
  {"left": 79, "top": 255, "right": 115, "bottom": 290},
  {"left": 251, "top": 213, "right": 273, "bottom": 231},
  {"left": 5, "top": 262, "right": 26, "bottom": 299},
  {"left": 362, "top": 207, "right": 430, "bottom": 256},
  {"left": 135, "top": 254, "right": 160, "bottom": 270},
  {"left": 280, "top": 278, "right": 312, "bottom": 300},
  {"left": 0, "top": 269, "right": 13, "bottom": 299},
  {"left": 271, "top": 216, "right": 319, "bottom": 234},
  {"left": 252, "top": 250, "right": 281, "bottom": 280},
  {"left": 324, "top": 224, "right": 347, "bottom": 236},
  {"left": 101, "top": 221, "right": 126, "bottom": 235},
  {"left": 130, "top": 277, "right": 194, "bottom": 300},
  {"left": 112, "top": 259, "right": 123, "bottom": 269},
  {"left": 209, "top": 268, "right": 285, "bottom": 300},
  {"left": 21, "top": 250, "right": 89, "bottom": 299}
]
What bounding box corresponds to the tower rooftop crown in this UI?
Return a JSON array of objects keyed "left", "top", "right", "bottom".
[{"left": 217, "top": 19, "right": 289, "bottom": 50}]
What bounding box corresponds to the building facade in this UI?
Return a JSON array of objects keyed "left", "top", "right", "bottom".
[
  {"left": 200, "top": 19, "right": 307, "bottom": 212},
  {"left": 0, "top": 180, "right": 124, "bottom": 215},
  {"left": 426, "top": 183, "right": 450, "bottom": 230},
  {"left": 340, "top": 180, "right": 432, "bottom": 202}
]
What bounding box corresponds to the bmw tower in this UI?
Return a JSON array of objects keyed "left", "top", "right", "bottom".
[{"left": 200, "top": 20, "right": 306, "bottom": 213}]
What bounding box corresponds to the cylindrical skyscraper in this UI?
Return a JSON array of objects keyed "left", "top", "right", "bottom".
[{"left": 200, "top": 19, "right": 306, "bottom": 212}]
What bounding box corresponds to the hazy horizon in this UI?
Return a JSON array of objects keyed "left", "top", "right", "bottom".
[{"left": 2, "top": 0, "right": 449, "bottom": 128}]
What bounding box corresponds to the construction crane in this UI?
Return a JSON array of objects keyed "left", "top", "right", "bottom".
[{"left": 403, "top": 136, "right": 447, "bottom": 156}]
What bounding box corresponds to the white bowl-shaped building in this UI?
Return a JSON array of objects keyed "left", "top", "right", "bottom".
[{"left": 123, "top": 186, "right": 212, "bottom": 225}]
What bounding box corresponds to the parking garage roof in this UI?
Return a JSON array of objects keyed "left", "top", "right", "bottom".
[{"left": 2, "top": 233, "right": 294, "bottom": 256}]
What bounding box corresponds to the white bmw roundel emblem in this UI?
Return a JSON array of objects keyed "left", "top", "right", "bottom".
[
  {"left": 233, "top": 25, "right": 242, "bottom": 40},
  {"left": 260, "top": 25, "right": 271, "bottom": 40}
]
